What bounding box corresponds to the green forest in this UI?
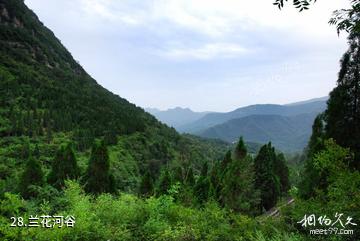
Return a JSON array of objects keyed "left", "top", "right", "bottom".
[{"left": 0, "top": 0, "right": 359, "bottom": 240}]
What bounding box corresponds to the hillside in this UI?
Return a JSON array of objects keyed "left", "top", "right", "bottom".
[
  {"left": 179, "top": 100, "right": 327, "bottom": 133},
  {"left": 200, "top": 112, "right": 318, "bottom": 152},
  {"left": 0, "top": 1, "right": 358, "bottom": 241},
  {"left": 146, "top": 107, "right": 211, "bottom": 129},
  {"left": 0, "top": 0, "right": 163, "bottom": 138},
  {"left": 0, "top": 0, "right": 230, "bottom": 194}
]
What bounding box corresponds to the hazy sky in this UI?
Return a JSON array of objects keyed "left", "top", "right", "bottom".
[{"left": 25, "top": 0, "right": 350, "bottom": 112}]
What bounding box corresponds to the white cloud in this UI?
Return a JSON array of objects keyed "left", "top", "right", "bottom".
[
  {"left": 24, "top": 0, "right": 351, "bottom": 111},
  {"left": 78, "top": 0, "right": 148, "bottom": 25},
  {"left": 60, "top": 0, "right": 350, "bottom": 63},
  {"left": 161, "top": 42, "right": 249, "bottom": 60},
  {"left": 73, "top": 0, "right": 350, "bottom": 38}
]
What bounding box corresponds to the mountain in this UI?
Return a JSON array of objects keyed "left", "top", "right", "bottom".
[
  {"left": 0, "top": 0, "right": 229, "bottom": 184},
  {"left": 0, "top": 0, "right": 164, "bottom": 138},
  {"left": 145, "top": 107, "right": 161, "bottom": 115},
  {"left": 179, "top": 99, "right": 327, "bottom": 133},
  {"left": 200, "top": 112, "right": 318, "bottom": 152},
  {"left": 146, "top": 107, "right": 211, "bottom": 129},
  {"left": 285, "top": 96, "right": 328, "bottom": 106}
]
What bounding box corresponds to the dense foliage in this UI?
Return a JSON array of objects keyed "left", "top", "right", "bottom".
[
  {"left": 325, "top": 33, "right": 360, "bottom": 169},
  {"left": 0, "top": 0, "right": 359, "bottom": 240},
  {"left": 48, "top": 143, "right": 80, "bottom": 189}
]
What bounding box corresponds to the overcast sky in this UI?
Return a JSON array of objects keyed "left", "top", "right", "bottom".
[{"left": 25, "top": 0, "right": 350, "bottom": 112}]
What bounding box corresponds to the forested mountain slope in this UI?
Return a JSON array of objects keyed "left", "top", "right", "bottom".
[
  {"left": 0, "top": 0, "right": 229, "bottom": 195},
  {"left": 0, "top": 1, "right": 358, "bottom": 240},
  {"left": 180, "top": 100, "right": 326, "bottom": 133},
  {"left": 0, "top": 0, "right": 164, "bottom": 138},
  {"left": 199, "top": 113, "right": 318, "bottom": 152}
]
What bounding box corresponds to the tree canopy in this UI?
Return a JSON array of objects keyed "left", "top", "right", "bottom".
[{"left": 274, "top": 0, "right": 360, "bottom": 34}]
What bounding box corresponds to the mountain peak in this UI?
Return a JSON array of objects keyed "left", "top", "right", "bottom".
[
  {"left": 0, "top": 0, "right": 165, "bottom": 138},
  {"left": 285, "top": 96, "right": 328, "bottom": 106}
]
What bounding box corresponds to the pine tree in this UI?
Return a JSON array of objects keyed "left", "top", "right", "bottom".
[
  {"left": 208, "top": 162, "right": 221, "bottom": 201},
  {"left": 193, "top": 162, "right": 210, "bottom": 204},
  {"left": 139, "top": 171, "right": 154, "bottom": 197},
  {"left": 254, "top": 143, "right": 280, "bottom": 211},
  {"left": 33, "top": 144, "right": 40, "bottom": 158},
  {"left": 156, "top": 169, "right": 171, "bottom": 196},
  {"left": 234, "top": 136, "right": 247, "bottom": 160},
  {"left": 194, "top": 176, "right": 210, "bottom": 204},
  {"left": 178, "top": 167, "right": 196, "bottom": 206},
  {"left": 172, "top": 166, "right": 183, "bottom": 184},
  {"left": 215, "top": 150, "right": 233, "bottom": 204},
  {"left": 19, "top": 156, "right": 44, "bottom": 199},
  {"left": 21, "top": 141, "right": 31, "bottom": 159},
  {"left": 84, "top": 140, "right": 115, "bottom": 194},
  {"left": 185, "top": 167, "right": 195, "bottom": 187},
  {"left": 221, "top": 150, "right": 232, "bottom": 170},
  {"left": 219, "top": 141, "right": 260, "bottom": 214},
  {"left": 103, "top": 129, "right": 118, "bottom": 146},
  {"left": 48, "top": 143, "right": 80, "bottom": 189},
  {"left": 325, "top": 33, "right": 360, "bottom": 169},
  {"left": 200, "top": 162, "right": 208, "bottom": 177},
  {"left": 221, "top": 155, "right": 260, "bottom": 214},
  {"left": 274, "top": 153, "right": 290, "bottom": 194},
  {"left": 307, "top": 114, "right": 326, "bottom": 159},
  {"left": 299, "top": 114, "right": 326, "bottom": 198}
]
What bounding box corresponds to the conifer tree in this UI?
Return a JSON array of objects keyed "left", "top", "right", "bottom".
[
  {"left": 156, "top": 169, "right": 172, "bottom": 195},
  {"left": 21, "top": 141, "right": 31, "bottom": 159},
  {"left": 220, "top": 141, "right": 260, "bottom": 214},
  {"left": 221, "top": 150, "right": 232, "bottom": 170},
  {"left": 19, "top": 156, "right": 44, "bottom": 199},
  {"left": 300, "top": 114, "right": 326, "bottom": 198},
  {"left": 216, "top": 150, "right": 233, "bottom": 204},
  {"left": 254, "top": 143, "right": 280, "bottom": 211},
  {"left": 194, "top": 162, "right": 210, "bottom": 204},
  {"left": 84, "top": 140, "right": 115, "bottom": 194},
  {"left": 33, "top": 144, "right": 40, "bottom": 159},
  {"left": 234, "top": 136, "right": 247, "bottom": 160},
  {"left": 172, "top": 166, "right": 183, "bottom": 184},
  {"left": 103, "top": 129, "right": 118, "bottom": 146},
  {"left": 48, "top": 143, "right": 80, "bottom": 189},
  {"left": 221, "top": 155, "right": 259, "bottom": 214},
  {"left": 274, "top": 153, "right": 290, "bottom": 193},
  {"left": 208, "top": 162, "right": 221, "bottom": 201},
  {"left": 185, "top": 167, "right": 195, "bottom": 187},
  {"left": 200, "top": 162, "right": 208, "bottom": 177},
  {"left": 307, "top": 114, "right": 326, "bottom": 159},
  {"left": 325, "top": 33, "right": 360, "bottom": 169},
  {"left": 139, "top": 171, "right": 154, "bottom": 197}
]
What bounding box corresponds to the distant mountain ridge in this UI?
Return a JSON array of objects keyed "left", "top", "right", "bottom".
[
  {"left": 145, "top": 107, "right": 211, "bottom": 129},
  {"left": 147, "top": 97, "right": 328, "bottom": 153},
  {"left": 178, "top": 99, "right": 327, "bottom": 133},
  {"left": 285, "top": 96, "right": 328, "bottom": 106},
  {"left": 199, "top": 112, "right": 318, "bottom": 152}
]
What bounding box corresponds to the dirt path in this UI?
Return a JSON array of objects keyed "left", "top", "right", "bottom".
[{"left": 267, "top": 198, "right": 295, "bottom": 217}]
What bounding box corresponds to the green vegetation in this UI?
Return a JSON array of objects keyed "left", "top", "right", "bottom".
[
  {"left": 48, "top": 143, "right": 80, "bottom": 189},
  {"left": 0, "top": 0, "right": 359, "bottom": 240},
  {"left": 274, "top": 0, "right": 360, "bottom": 34},
  {"left": 1, "top": 181, "right": 307, "bottom": 241},
  {"left": 326, "top": 32, "right": 360, "bottom": 169},
  {"left": 18, "top": 155, "right": 44, "bottom": 199},
  {"left": 255, "top": 143, "right": 283, "bottom": 211},
  {"left": 200, "top": 112, "right": 318, "bottom": 153},
  {"left": 84, "top": 140, "right": 115, "bottom": 194}
]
